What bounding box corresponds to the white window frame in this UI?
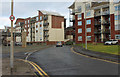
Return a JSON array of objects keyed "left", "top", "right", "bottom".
[
  {"left": 78, "top": 21, "right": 82, "bottom": 26},
  {"left": 78, "top": 29, "right": 82, "bottom": 33},
  {"left": 78, "top": 36, "right": 82, "bottom": 41},
  {"left": 87, "top": 28, "right": 91, "bottom": 32}
]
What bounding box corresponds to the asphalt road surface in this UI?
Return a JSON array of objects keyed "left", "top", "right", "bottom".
[{"left": 28, "top": 46, "right": 119, "bottom": 75}]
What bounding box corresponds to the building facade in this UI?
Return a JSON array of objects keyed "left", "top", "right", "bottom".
[
  {"left": 69, "top": 1, "right": 120, "bottom": 44},
  {"left": 15, "top": 10, "right": 65, "bottom": 45}
]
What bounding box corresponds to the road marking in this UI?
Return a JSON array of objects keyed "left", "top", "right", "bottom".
[
  {"left": 31, "top": 61, "right": 49, "bottom": 77},
  {"left": 18, "top": 59, "right": 49, "bottom": 77},
  {"left": 28, "top": 61, "right": 45, "bottom": 77},
  {"left": 71, "top": 47, "right": 120, "bottom": 64},
  {"left": 25, "top": 52, "right": 33, "bottom": 60}
]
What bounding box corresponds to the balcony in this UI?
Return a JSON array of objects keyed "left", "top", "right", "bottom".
[
  {"left": 102, "top": 29, "right": 110, "bottom": 34},
  {"left": 70, "top": 18, "right": 75, "bottom": 22},
  {"left": 94, "top": 30, "right": 101, "bottom": 34},
  {"left": 70, "top": 10, "right": 75, "bottom": 15},
  {"left": 44, "top": 28, "right": 49, "bottom": 31},
  {"left": 44, "top": 34, "right": 49, "bottom": 37},
  {"left": 30, "top": 19, "right": 36, "bottom": 24},
  {"left": 102, "top": 11, "right": 110, "bottom": 16},
  {"left": 43, "top": 16, "right": 48, "bottom": 20},
  {"left": 94, "top": 13, "right": 101, "bottom": 17},
  {"left": 102, "top": 21, "right": 110, "bottom": 25},
  {"left": 94, "top": 22, "right": 101, "bottom": 26},
  {"left": 43, "top": 22, "right": 49, "bottom": 26}
]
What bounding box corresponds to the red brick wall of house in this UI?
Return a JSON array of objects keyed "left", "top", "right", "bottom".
[
  {"left": 52, "top": 15, "right": 64, "bottom": 28},
  {"left": 110, "top": 14, "right": 115, "bottom": 39},
  {"left": 75, "top": 13, "right": 94, "bottom": 44}
]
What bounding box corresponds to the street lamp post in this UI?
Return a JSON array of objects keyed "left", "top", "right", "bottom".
[
  {"left": 84, "top": 2, "right": 87, "bottom": 49},
  {"left": 10, "top": 0, "right": 14, "bottom": 75}
]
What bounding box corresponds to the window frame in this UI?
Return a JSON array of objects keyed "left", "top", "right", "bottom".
[
  {"left": 78, "top": 36, "right": 82, "bottom": 41},
  {"left": 87, "top": 36, "right": 91, "bottom": 41},
  {"left": 86, "top": 20, "right": 91, "bottom": 25},
  {"left": 78, "top": 28, "right": 82, "bottom": 33},
  {"left": 78, "top": 21, "right": 82, "bottom": 26},
  {"left": 87, "top": 28, "right": 91, "bottom": 32}
]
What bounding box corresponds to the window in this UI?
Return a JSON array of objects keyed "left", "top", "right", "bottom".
[
  {"left": 86, "top": 12, "right": 91, "bottom": 17},
  {"left": 40, "top": 16, "right": 42, "bottom": 20},
  {"left": 115, "top": 35, "right": 120, "bottom": 39},
  {"left": 87, "top": 28, "right": 91, "bottom": 32},
  {"left": 36, "top": 28, "right": 38, "bottom": 30},
  {"left": 86, "top": 20, "right": 91, "bottom": 24},
  {"left": 86, "top": 3, "right": 90, "bottom": 10},
  {"left": 115, "top": 6, "right": 118, "bottom": 11},
  {"left": 40, "top": 27, "right": 42, "bottom": 30},
  {"left": 28, "top": 25, "right": 29, "bottom": 27},
  {"left": 40, "top": 22, "right": 42, "bottom": 25},
  {"left": 78, "top": 21, "right": 82, "bottom": 26},
  {"left": 78, "top": 14, "right": 81, "bottom": 19},
  {"left": 77, "top": 6, "right": 82, "bottom": 12},
  {"left": 78, "top": 36, "right": 82, "bottom": 41},
  {"left": 36, "top": 22, "right": 38, "bottom": 25},
  {"left": 115, "top": 5, "right": 120, "bottom": 11},
  {"left": 36, "top": 17, "right": 39, "bottom": 21},
  {"left": 115, "top": 24, "right": 120, "bottom": 30},
  {"left": 87, "top": 36, "right": 91, "bottom": 41},
  {"left": 28, "top": 20, "right": 29, "bottom": 24},
  {"left": 25, "top": 21, "right": 27, "bottom": 24},
  {"left": 40, "top": 37, "right": 42, "bottom": 40},
  {"left": 78, "top": 29, "right": 82, "bottom": 33},
  {"left": 40, "top": 32, "right": 42, "bottom": 35},
  {"left": 115, "top": 15, "right": 120, "bottom": 20}
]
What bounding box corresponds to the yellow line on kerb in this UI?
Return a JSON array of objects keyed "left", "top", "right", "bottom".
[
  {"left": 31, "top": 61, "right": 49, "bottom": 77},
  {"left": 28, "top": 61, "right": 45, "bottom": 77},
  {"left": 71, "top": 47, "right": 120, "bottom": 64},
  {"left": 18, "top": 59, "right": 49, "bottom": 77}
]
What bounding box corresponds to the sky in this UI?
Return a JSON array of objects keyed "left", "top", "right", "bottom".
[{"left": 0, "top": 0, "right": 74, "bottom": 29}]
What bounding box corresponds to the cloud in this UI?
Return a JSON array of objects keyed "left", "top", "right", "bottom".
[
  {"left": 0, "top": 17, "right": 12, "bottom": 29},
  {"left": 0, "top": 2, "right": 74, "bottom": 29}
]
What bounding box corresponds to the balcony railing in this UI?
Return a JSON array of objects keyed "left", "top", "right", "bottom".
[
  {"left": 102, "top": 11, "right": 110, "bottom": 15},
  {"left": 94, "top": 13, "right": 101, "bottom": 17},
  {"left": 43, "top": 22, "right": 49, "bottom": 26},
  {"left": 102, "top": 29, "right": 110, "bottom": 33},
  {"left": 44, "top": 34, "right": 49, "bottom": 37},
  {"left": 44, "top": 28, "right": 49, "bottom": 31},
  {"left": 94, "top": 30, "right": 101, "bottom": 34},
  {"left": 102, "top": 21, "right": 110, "bottom": 25},
  {"left": 70, "top": 18, "right": 75, "bottom": 22},
  {"left": 43, "top": 16, "right": 48, "bottom": 20},
  {"left": 70, "top": 10, "right": 75, "bottom": 15}
]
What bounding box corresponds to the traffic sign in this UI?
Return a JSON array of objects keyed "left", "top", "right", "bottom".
[{"left": 9, "top": 15, "right": 15, "bottom": 21}]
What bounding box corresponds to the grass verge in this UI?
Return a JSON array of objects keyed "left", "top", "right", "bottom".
[{"left": 76, "top": 43, "right": 120, "bottom": 55}]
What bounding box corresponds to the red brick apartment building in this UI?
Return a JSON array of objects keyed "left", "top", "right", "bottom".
[
  {"left": 15, "top": 10, "right": 65, "bottom": 45},
  {"left": 69, "top": 1, "right": 120, "bottom": 44}
]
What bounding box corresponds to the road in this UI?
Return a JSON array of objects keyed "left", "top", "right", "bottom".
[{"left": 28, "top": 46, "right": 119, "bottom": 75}]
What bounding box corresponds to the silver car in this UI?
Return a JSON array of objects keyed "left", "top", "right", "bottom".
[
  {"left": 56, "top": 41, "right": 62, "bottom": 47},
  {"left": 104, "top": 39, "right": 118, "bottom": 45}
]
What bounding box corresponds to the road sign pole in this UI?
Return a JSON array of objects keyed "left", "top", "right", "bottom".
[{"left": 10, "top": 0, "right": 14, "bottom": 75}]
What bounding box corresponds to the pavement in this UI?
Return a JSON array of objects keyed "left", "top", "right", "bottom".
[
  {"left": 2, "top": 44, "right": 51, "bottom": 76},
  {"left": 73, "top": 45, "right": 120, "bottom": 63},
  {"left": 28, "top": 46, "right": 119, "bottom": 76}
]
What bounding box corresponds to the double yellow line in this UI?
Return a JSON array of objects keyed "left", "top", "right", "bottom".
[
  {"left": 19, "top": 59, "right": 49, "bottom": 77},
  {"left": 71, "top": 47, "right": 120, "bottom": 64}
]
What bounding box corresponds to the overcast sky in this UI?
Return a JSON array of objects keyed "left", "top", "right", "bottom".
[{"left": 0, "top": 1, "right": 74, "bottom": 29}]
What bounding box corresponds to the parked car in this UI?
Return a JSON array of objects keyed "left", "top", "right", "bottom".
[
  {"left": 104, "top": 39, "right": 118, "bottom": 45},
  {"left": 56, "top": 41, "right": 62, "bottom": 47},
  {"left": 15, "top": 42, "right": 22, "bottom": 46}
]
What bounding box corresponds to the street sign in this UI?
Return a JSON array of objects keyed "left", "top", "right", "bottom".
[{"left": 9, "top": 15, "right": 15, "bottom": 21}]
